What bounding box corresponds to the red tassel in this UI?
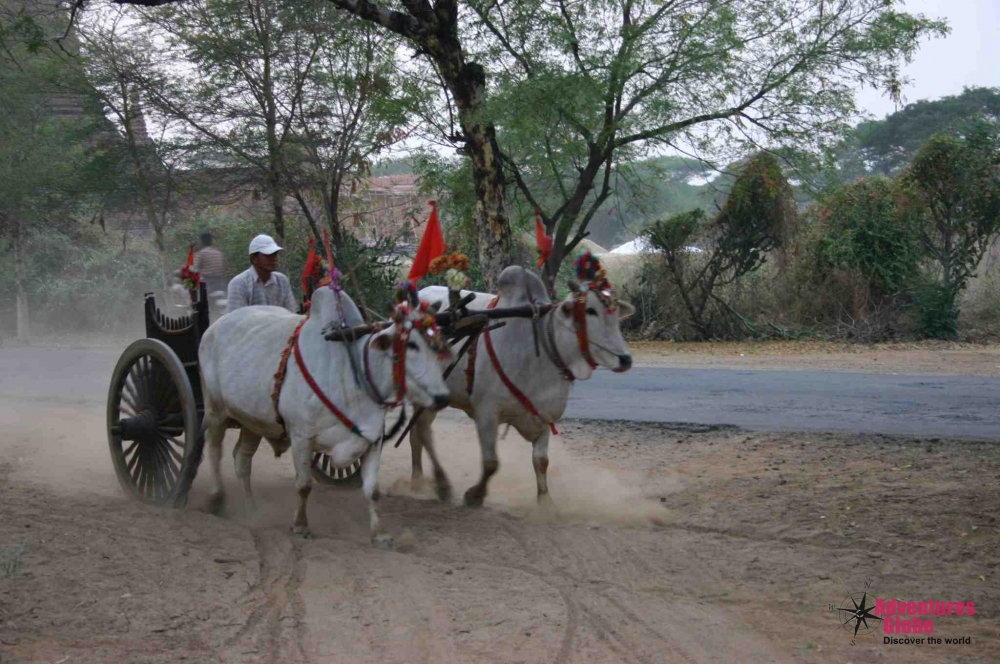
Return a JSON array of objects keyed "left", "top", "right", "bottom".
[
  {"left": 185, "top": 242, "right": 195, "bottom": 269},
  {"left": 535, "top": 210, "right": 552, "bottom": 268},
  {"left": 408, "top": 201, "right": 447, "bottom": 282}
]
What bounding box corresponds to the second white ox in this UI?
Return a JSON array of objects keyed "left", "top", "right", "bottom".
[
  {"left": 198, "top": 286, "right": 451, "bottom": 540},
  {"left": 412, "top": 266, "right": 634, "bottom": 506}
]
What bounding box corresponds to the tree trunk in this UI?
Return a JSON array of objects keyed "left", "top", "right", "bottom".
[
  {"left": 13, "top": 218, "right": 30, "bottom": 343},
  {"left": 326, "top": 169, "right": 345, "bottom": 250},
  {"left": 452, "top": 63, "right": 510, "bottom": 290},
  {"left": 324, "top": 2, "right": 513, "bottom": 288}
]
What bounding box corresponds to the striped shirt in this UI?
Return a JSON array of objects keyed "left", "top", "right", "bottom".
[
  {"left": 226, "top": 267, "right": 298, "bottom": 315},
  {"left": 193, "top": 247, "right": 225, "bottom": 276}
]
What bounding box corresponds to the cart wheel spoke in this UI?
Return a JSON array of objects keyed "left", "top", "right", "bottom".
[
  {"left": 109, "top": 338, "right": 205, "bottom": 507},
  {"left": 157, "top": 436, "right": 182, "bottom": 476},
  {"left": 152, "top": 439, "right": 176, "bottom": 494}
]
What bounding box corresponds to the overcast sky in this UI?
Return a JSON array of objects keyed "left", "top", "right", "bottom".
[{"left": 855, "top": 0, "right": 1000, "bottom": 119}]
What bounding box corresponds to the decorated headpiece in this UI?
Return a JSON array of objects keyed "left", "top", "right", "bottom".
[
  {"left": 394, "top": 280, "right": 420, "bottom": 307},
  {"left": 573, "top": 251, "right": 616, "bottom": 309},
  {"left": 389, "top": 295, "right": 447, "bottom": 354}
]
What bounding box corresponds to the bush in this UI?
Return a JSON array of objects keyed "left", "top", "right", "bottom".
[
  {"left": 813, "top": 177, "right": 922, "bottom": 299},
  {"left": 645, "top": 153, "right": 798, "bottom": 339},
  {"left": 0, "top": 224, "right": 162, "bottom": 336},
  {"left": 912, "top": 277, "right": 959, "bottom": 339}
]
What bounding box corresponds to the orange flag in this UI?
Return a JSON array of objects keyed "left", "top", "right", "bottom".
[
  {"left": 535, "top": 210, "right": 552, "bottom": 268},
  {"left": 408, "top": 201, "right": 447, "bottom": 282},
  {"left": 185, "top": 242, "right": 195, "bottom": 269}
]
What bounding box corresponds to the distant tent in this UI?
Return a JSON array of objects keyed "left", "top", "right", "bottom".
[{"left": 608, "top": 237, "right": 702, "bottom": 255}]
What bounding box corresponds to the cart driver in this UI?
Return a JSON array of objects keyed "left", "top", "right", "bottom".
[{"left": 225, "top": 234, "right": 298, "bottom": 315}]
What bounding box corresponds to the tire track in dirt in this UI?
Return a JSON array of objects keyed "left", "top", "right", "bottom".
[
  {"left": 496, "top": 519, "right": 699, "bottom": 664},
  {"left": 223, "top": 528, "right": 310, "bottom": 663}
]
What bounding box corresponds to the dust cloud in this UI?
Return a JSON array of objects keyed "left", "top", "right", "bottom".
[{"left": 383, "top": 411, "right": 672, "bottom": 528}]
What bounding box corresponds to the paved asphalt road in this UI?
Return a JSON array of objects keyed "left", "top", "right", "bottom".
[
  {"left": 567, "top": 367, "right": 1000, "bottom": 439},
  {"left": 2, "top": 348, "right": 998, "bottom": 440}
]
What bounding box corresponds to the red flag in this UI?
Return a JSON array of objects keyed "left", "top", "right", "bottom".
[
  {"left": 301, "top": 237, "right": 318, "bottom": 296},
  {"left": 408, "top": 201, "right": 447, "bottom": 282},
  {"left": 535, "top": 210, "right": 552, "bottom": 268}
]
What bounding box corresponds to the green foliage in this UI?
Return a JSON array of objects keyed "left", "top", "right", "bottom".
[
  {"left": 0, "top": 225, "right": 162, "bottom": 335},
  {"left": 644, "top": 153, "right": 797, "bottom": 338},
  {"left": 813, "top": 177, "right": 922, "bottom": 298},
  {"left": 911, "top": 277, "right": 959, "bottom": 340},
  {"left": 903, "top": 122, "right": 1000, "bottom": 336},
  {"left": 0, "top": 56, "right": 105, "bottom": 232},
  {"left": 646, "top": 209, "right": 704, "bottom": 255},
  {"left": 472, "top": 0, "right": 946, "bottom": 278},
  {"left": 712, "top": 153, "right": 797, "bottom": 280},
  {"left": 851, "top": 87, "right": 1000, "bottom": 177}
]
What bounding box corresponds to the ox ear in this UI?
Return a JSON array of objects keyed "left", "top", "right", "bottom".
[
  {"left": 371, "top": 330, "right": 393, "bottom": 351},
  {"left": 617, "top": 301, "right": 635, "bottom": 320}
]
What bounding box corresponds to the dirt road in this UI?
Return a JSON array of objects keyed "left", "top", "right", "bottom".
[{"left": 1, "top": 345, "right": 998, "bottom": 663}]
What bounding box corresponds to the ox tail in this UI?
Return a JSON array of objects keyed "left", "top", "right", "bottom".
[{"left": 384, "top": 405, "right": 407, "bottom": 442}]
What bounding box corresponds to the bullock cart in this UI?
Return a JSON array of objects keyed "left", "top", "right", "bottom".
[
  {"left": 106, "top": 283, "right": 371, "bottom": 508},
  {"left": 106, "top": 282, "right": 554, "bottom": 503}
]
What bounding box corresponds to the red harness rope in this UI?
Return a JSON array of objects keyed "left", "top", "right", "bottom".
[
  {"left": 572, "top": 294, "right": 600, "bottom": 370},
  {"left": 293, "top": 329, "right": 366, "bottom": 439},
  {"left": 272, "top": 318, "right": 365, "bottom": 440},
  {"left": 479, "top": 297, "right": 559, "bottom": 436},
  {"left": 363, "top": 330, "right": 407, "bottom": 407}
]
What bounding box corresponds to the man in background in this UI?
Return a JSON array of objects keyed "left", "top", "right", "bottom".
[
  {"left": 226, "top": 234, "right": 297, "bottom": 315},
  {"left": 193, "top": 231, "right": 226, "bottom": 319}
]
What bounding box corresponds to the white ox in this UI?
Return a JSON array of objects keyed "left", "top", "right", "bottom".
[
  {"left": 198, "top": 286, "right": 451, "bottom": 540},
  {"left": 411, "top": 266, "right": 634, "bottom": 506}
]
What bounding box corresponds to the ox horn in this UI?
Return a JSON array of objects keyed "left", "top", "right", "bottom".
[{"left": 324, "top": 322, "right": 381, "bottom": 342}]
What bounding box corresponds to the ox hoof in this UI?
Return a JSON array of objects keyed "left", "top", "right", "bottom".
[
  {"left": 293, "top": 525, "right": 312, "bottom": 539},
  {"left": 206, "top": 492, "right": 225, "bottom": 516},
  {"left": 463, "top": 486, "right": 486, "bottom": 508},
  {"left": 372, "top": 534, "right": 394, "bottom": 550},
  {"left": 535, "top": 494, "right": 557, "bottom": 519},
  {"left": 436, "top": 482, "right": 453, "bottom": 503}
]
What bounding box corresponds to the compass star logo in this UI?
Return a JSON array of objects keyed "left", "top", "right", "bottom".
[
  {"left": 839, "top": 592, "right": 881, "bottom": 637},
  {"left": 829, "top": 576, "right": 884, "bottom": 645}
]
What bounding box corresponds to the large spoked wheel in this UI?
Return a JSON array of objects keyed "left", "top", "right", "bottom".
[
  {"left": 311, "top": 453, "right": 363, "bottom": 486},
  {"left": 107, "top": 339, "right": 205, "bottom": 508}
]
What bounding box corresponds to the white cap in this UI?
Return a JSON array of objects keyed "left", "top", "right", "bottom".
[{"left": 248, "top": 234, "right": 282, "bottom": 256}]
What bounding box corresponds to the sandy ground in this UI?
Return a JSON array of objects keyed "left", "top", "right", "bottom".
[
  {"left": 1, "top": 347, "right": 999, "bottom": 663},
  {"left": 630, "top": 340, "right": 1000, "bottom": 377}
]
